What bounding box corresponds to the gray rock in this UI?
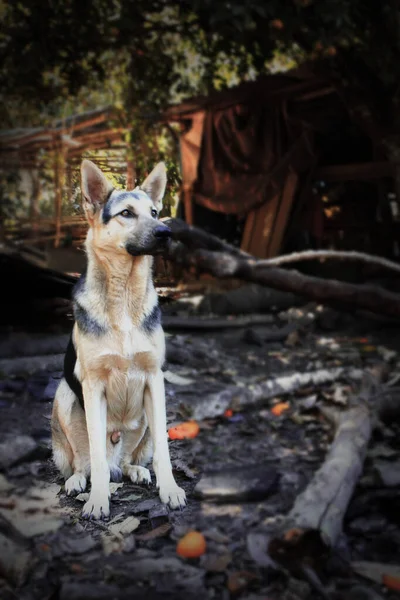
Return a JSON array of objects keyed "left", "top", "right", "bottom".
[
  {"left": 374, "top": 459, "right": 400, "bottom": 487},
  {"left": 194, "top": 464, "right": 279, "bottom": 503},
  {"left": 0, "top": 434, "right": 37, "bottom": 470}
]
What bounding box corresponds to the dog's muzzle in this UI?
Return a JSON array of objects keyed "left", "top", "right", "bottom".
[{"left": 125, "top": 224, "right": 172, "bottom": 256}]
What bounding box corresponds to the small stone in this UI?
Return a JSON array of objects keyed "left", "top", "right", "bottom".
[
  {"left": 194, "top": 464, "right": 279, "bottom": 503},
  {"left": 374, "top": 459, "right": 400, "bottom": 487}
]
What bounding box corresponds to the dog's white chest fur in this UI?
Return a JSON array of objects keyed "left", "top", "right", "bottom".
[
  {"left": 90, "top": 323, "right": 161, "bottom": 431},
  {"left": 106, "top": 367, "right": 146, "bottom": 431}
]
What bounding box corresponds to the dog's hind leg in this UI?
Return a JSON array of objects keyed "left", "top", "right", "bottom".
[
  {"left": 121, "top": 421, "right": 152, "bottom": 485},
  {"left": 52, "top": 379, "right": 90, "bottom": 496}
]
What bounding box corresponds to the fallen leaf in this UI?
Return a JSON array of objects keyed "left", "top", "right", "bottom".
[
  {"left": 118, "top": 493, "right": 142, "bottom": 503},
  {"left": 108, "top": 516, "right": 140, "bottom": 538},
  {"left": 271, "top": 402, "right": 290, "bottom": 416},
  {"left": 164, "top": 370, "right": 194, "bottom": 386},
  {"left": 136, "top": 523, "right": 171, "bottom": 540},
  {"left": 168, "top": 420, "right": 200, "bottom": 440},
  {"left": 101, "top": 533, "right": 135, "bottom": 556},
  {"left": 75, "top": 493, "right": 89, "bottom": 503},
  {"left": 109, "top": 482, "right": 124, "bottom": 494},
  {"left": 76, "top": 482, "right": 123, "bottom": 502},
  {"left": 352, "top": 561, "right": 400, "bottom": 589},
  {"left": 177, "top": 531, "right": 206, "bottom": 558},
  {"left": 383, "top": 574, "right": 400, "bottom": 591}
]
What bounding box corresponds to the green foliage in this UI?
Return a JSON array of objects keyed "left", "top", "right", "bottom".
[
  {"left": 1, "top": 0, "right": 400, "bottom": 220},
  {"left": 1, "top": 1, "right": 399, "bottom": 124}
]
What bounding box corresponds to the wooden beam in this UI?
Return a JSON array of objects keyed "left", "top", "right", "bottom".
[
  {"left": 182, "top": 185, "right": 194, "bottom": 225},
  {"left": 315, "top": 162, "right": 395, "bottom": 182},
  {"left": 126, "top": 158, "right": 136, "bottom": 190},
  {"left": 268, "top": 170, "right": 298, "bottom": 257}
]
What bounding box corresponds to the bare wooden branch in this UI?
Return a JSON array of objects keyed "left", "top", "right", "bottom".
[
  {"left": 257, "top": 249, "right": 400, "bottom": 275},
  {"left": 185, "top": 367, "right": 363, "bottom": 421},
  {"left": 161, "top": 219, "right": 400, "bottom": 319},
  {"left": 269, "top": 403, "right": 372, "bottom": 566}
]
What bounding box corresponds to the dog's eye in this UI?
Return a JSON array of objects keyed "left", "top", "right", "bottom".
[
  {"left": 120, "top": 209, "right": 133, "bottom": 218},
  {"left": 151, "top": 209, "right": 158, "bottom": 218}
]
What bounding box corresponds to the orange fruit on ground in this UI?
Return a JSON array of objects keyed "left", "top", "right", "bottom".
[
  {"left": 168, "top": 420, "right": 200, "bottom": 440},
  {"left": 271, "top": 402, "right": 290, "bottom": 416},
  {"left": 177, "top": 531, "right": 206, "bottom": 558}
]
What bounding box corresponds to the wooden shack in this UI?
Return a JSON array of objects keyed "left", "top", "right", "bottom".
[{"left": 165, "top": 68, "right": 398, "bottom": 259}]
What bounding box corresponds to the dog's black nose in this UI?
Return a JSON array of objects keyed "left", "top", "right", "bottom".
[{"left": 153, "top": 225, "right": 171, "bottom": 239}]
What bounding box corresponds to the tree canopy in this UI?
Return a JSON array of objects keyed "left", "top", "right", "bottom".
[{"left": 1, "top": 1, "right": 399, "bottom": 135}]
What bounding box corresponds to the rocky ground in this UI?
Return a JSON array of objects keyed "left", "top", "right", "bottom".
[{"left": 1, "top": 294, "right": 400, "bottom": 600}]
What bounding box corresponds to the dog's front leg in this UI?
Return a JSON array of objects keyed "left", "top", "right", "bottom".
[
  {"left": 81, "top": 378, "right": 110, "bottom": 520},
  {"left": 144, "top": 371, "right": 186, "bottom": 509}
]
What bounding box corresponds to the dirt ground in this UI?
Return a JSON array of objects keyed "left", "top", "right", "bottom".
[{"left": 1, "top": 297, "right": 400, "bottom": 600}]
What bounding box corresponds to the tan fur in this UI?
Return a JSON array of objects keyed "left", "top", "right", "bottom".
[{"left": 51, "top": 160, "right": 185, "bottom": 519}]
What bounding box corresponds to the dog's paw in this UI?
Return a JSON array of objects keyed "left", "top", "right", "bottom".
[
  {"left": 159, "top": 484, "right": 186, "bottom": 509},
  {"left": 65, "top": 473, "right": 87, "bottom": 496},
  {"left": 125, "top": 465, "right": 151, "bottom": 485},
  {"left": 82, "top": 494, "right": 110, "bottom": 520}
]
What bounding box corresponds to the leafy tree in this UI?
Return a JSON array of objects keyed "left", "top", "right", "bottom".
[{"left": 1, "top": 1, "right": 400, "bottom": 156}]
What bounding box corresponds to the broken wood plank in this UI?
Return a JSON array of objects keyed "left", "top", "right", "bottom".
[{"left": 267, "top": 171, "right": 298, "bottom": 258}]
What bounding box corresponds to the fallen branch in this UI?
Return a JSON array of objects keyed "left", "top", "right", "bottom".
[
  {"left": 268, "top": 376, "right": 376, "bottom": 569},
  {"left": 163, "top": 314, "right": 274, "bottom": 330},
  {"left": 186, "top": 367, "right": 363, "bottom": 421},
  {"left": 162, "top": 219, "right": 400, "bottom": 319},
  {"left": 165, "top": 242, "right": 400, "bottom": 320},
  {"left": 257, "top": 249, "right": 400, "bottom": 275}
]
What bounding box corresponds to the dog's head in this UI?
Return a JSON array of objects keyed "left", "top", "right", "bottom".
[{"left": 81, "top": 159, "right": 171, "bottom": 257}]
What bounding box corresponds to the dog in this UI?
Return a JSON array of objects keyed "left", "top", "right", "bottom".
[{"left": 51, "top": 159, "right": 186, "bottom": 519}]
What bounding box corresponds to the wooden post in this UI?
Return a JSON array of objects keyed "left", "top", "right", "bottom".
[
  {"left": 53, "top": 148, "right": 64, "bottom": 249},
  {"left": 182, "top": 184, "right": 194, "bottom": 225},
  {"left": 29, "top": 169, "right": 41, "bottom": 238},
  {"left": 126, "top": 158, "right": 136, "bottom": 190}
]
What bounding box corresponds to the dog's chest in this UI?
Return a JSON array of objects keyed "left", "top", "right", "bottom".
[
  {"left": 100, "top": 325, "right": 158, "bottom": 428},
  {"left": 106, "top": 368, "right": 146, "bottom": 429}
]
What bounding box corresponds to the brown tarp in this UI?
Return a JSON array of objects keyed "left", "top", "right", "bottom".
[{"left": 192, "top": 100, "right": 315, "bottom": 215}]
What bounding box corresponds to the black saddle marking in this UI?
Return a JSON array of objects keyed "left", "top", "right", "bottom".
[
  {"left": 64, "top": 335, "right": 85, "bottom": 411},
  {"left": 141, "top": 304, "right": 161, "bottom": 333}
]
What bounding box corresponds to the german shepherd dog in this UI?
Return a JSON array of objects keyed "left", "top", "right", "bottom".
[{"left": 51, "top": 160, "right": 186, "bottom": 519}]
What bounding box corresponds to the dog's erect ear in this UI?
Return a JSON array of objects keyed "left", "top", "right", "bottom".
[
  {"left": 81, "top": 159, "right": 113, "bottom": 219},
  {"left": 140, "top": 162, "right": 167, "bottom": 212}
]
